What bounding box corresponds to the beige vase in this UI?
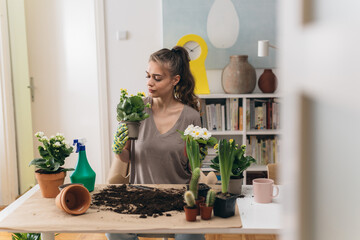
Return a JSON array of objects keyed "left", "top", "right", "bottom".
[
  {"left": 35, "top": 171, "right": 66, "bottom": 198},
  {"left": 222, "top": 55, "right": 256, "bottom": 94}
]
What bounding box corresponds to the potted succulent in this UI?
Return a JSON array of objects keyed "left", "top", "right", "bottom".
[
  {"left": 116, "top": 89, "right": 151, "bottom": 139},
  {"left": 212, "top": 139, "right": 241, "bottom": 218},
  {"left": 199, "top": 189, "right": 216, "bottom": 220},
  {"left": 183, "top": 191, "right": 197, "bottom": 222},
  {"left": 188, "top": 167, "right": 205, "bottom": 215},
  {"left": 210, "top": 144, "right": 256, "bottom": 194},
  {"left": 29, "top": 132, "right": 74, "bottom": 198}
]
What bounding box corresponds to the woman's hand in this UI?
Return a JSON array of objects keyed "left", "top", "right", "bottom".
[{"left": 112, "top": 123, "right": 129, "bottom": 154}]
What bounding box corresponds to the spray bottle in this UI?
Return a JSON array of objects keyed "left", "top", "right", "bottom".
[{"left": 70, "top": 138, "right": 96, "bottom": 192}]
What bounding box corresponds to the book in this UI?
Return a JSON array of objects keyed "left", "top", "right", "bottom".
[
  {"left": 205, "top": 104, "right": 212, "bottom": 130},
  {"left": 246, "top": 99, "right": 250, "bottom": 130},
  {"left": 200, "top": 99, "right": 207, "bottom": 128},
  {"left": 231, "top": 98, "right": 239, "bottom": 130},
  {"left": 216, "top": 103, "right": 222, "bottom": 131},
  {"left": 226, "top": 99, "right": 230, "bottom": 130},
  {"left": 210, "top": 104, "right": 217, "bottom": 130},
  {"left": 221, "top": 105, "right": 225, "bottom": 131},
  {"left": 239, "top": 106, "right": 243, "bottom": 131}
]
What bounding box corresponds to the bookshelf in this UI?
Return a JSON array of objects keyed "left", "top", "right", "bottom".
[{"left": 199, "top": 93, "right": 281, "bottom": 185}]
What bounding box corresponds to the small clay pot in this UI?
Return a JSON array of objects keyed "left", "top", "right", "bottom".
[
  {"left": 124, "top": 121, "right": 141, "bottom": 140},
  {"left": 55, "top": 184, "right": 91, "bottom": 215},
  {"left": 199, "top": 203, "right": 213, "bottom": 220},
  {"left": 35, "top": 171, "right": 66, "bottom": 198},
  {"left": 184, "top": 206, "right": 197, "bottom": 222},
  {"left": 195, "top": 196, "right": 205, "bottom": 216}
]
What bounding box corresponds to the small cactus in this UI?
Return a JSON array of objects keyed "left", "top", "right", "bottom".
[
  {"left": 184, "top": 191, "right": 195, "bottom": 208},
  {"left": 206, "top": 189, "right": 216, "bottom": 207},
  {"left": 190, "top": 167, "right": 200, "bottom": 199}
]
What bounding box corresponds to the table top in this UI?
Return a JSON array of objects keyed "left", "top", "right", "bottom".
[{"left": 0, "top": 184, "right": 282, "bottom": 234}]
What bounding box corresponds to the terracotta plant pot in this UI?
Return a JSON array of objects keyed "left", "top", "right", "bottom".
[
  {"left": 35, "top": 171, "right": 66, "bottom": 198},
  {"left": 123, "top": 121, "right": 141, "bottom": 140},
  {"left": 195, "top": 196, "right": 205, "bottom": 215},
  {"left": 184, "top": 206, "right": 198, "bottom": 222},
  {"left": 199, "top": 203, "right": 213, "bottom": 220},
  {"left": 55, "top": 184, "right": 91, "bottom": 215}
]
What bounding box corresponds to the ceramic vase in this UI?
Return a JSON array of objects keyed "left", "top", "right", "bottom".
[
  {"left": 35, "top": 171, "right": 66, "bottom": 198},
  {"left": 222, "top": 55, "right": 256, "bottom": 94},
  {"left": 258, "top": 69, "right": 277, "bottom": 93}
]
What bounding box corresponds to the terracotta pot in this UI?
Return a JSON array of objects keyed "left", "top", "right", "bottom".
[
  {"left": 199, "top": 203, "right": 213, "bottom": 220},
  {"left": 184, "top": 206, "right": 197, "bottom": 222},
  {"left": 35, "top": 171, "right": 66, "bottom": 198},
  {"left": 228, "top": 178, "right": 243, "bottom": 195},
  {"left": 124, "top": 121, "right": 141, "bottom": 140},
  {"left": 55, "top": 184, "right": 91, "bottom": 215},
  {"left": 258, "top": 69, "right": 277, "bottom": 93},
  {"left": 222, "top": 55, "right": 256, "bottom": 94},
  {"left": 195, "top": 196, "right": 205, "bottom": 215}
]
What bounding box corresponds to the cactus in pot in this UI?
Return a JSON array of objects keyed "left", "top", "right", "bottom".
[
  {"left": 206, "top": 189, "right": 216, "bottom": 207},
  {"left": 183, "top": 191, "right": 197, "bottom": 221}
]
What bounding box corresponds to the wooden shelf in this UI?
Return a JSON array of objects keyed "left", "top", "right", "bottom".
[{"left": 199, "top": 93, "right": 281, "bottom": 99}]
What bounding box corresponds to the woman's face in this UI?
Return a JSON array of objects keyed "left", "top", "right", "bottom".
[{"left": 146, "top": 61, "right": 179, "bottom": 98}]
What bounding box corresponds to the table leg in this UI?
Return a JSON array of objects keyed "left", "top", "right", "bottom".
[{"left": 41, "top": 232, "right": 55, "bottom": 240}]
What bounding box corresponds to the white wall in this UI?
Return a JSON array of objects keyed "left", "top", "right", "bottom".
[{"left": 104, "top": 0, "right": 275, "bottom": 153}]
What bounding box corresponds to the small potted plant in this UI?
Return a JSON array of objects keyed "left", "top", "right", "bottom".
[
  {"left": 179, "top": 125, "right": 217, "bottom": 197},
  {"left": 210, "top": 144, "right": 256, "bottom": 194},
  {"left": 116, "top": 89, "right": 151, "bottom": 139},
  {"left": 189, "top": 167, "right": 204, "bottom": 215},
  {"left": 29, "top": 132, "right": 74, "bottom": 198},
  {"left": 200, "top": 189, "right": 216, "bottom": 220},
  {"left": 183, "top": 191, "right": 197, "bottom": 222},
  {"left": 212, "top": 139, "right": 241, "bottom": 218}
]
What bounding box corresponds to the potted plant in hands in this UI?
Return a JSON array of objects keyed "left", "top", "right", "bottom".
[
  {"left": 183, "top": 191, "right": 197, "bottom": 222},
  {"left": 212, "top": 139, "right": 241, "bottom": 218},
  {"left": 29, "top": 132, "right": 74, "bottom": 198},
  {"left": 200, "top": 189, "right": 215, "bottom": 220},
  {"left": 116, "top": 89, "right": 151, "bottom": 139},
  {"left": 210, "top": 144, "right": 256, "bottom": 194}
]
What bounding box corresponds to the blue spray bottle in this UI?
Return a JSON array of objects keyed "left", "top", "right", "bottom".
[{"left": 70, "top": 138, "right": 96, "bottom": 192}]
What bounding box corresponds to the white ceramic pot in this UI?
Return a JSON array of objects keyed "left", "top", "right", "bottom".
[{"left": 228, "top": 178, "right": 243, "bottom": 195}]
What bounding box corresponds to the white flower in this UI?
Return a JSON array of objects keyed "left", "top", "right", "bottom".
[
  {"left": 35, "top": 132, "right": 44, "bottom": 138},
  {"left": 56, "top": 133, "right": 64, "bottom": 141},
  {"left": 40, "top": 136, "right": 49, "bottom": 142},
  {"left": 202, "top": 128, "right": 211, "bottom": 140},
  {"left": 50, "top": 135, "right": 55, "bottom": 140},
  {"left": 53, "top": 142, "right": 61, "bottom": 147},
  {"left": 184, "top": 124, "right": 194, "bottom": 136}
]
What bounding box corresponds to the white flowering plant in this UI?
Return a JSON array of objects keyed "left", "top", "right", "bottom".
[
  {"left": 29, "top": 132, "right": 74, "bottom": 173},
  {"left": 178, "top": 125, "right": 217, "bottom": 171}
]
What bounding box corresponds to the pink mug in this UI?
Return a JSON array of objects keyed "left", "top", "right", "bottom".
[{"left": 253, "top": 178, "right": 279, "bottom": 203}]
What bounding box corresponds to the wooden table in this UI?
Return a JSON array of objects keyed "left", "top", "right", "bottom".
[{"left": 0, "top": 184, "right": 282, "bottom": 240}]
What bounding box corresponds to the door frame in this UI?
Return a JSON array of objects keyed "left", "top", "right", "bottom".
[
  {"left": 94, "top": 0, "right": 111, "bottom": 183},
  {"left": 0, "top": 0, "right": 19, "bottom": 204}
]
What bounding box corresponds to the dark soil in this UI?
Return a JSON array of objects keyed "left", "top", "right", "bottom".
[{"left": 91, "top": 184, "right": 186, "bottom": 217}]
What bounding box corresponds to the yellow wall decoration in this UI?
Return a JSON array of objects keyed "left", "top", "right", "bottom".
[{"left": 177, "top": 34, "right": 210, "bottom": 95}]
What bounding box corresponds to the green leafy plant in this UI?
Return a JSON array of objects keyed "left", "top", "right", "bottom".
[
  {"left": 178, "top": 124, "right": 217, "bottom": 171},
  {"left": 12, "top": 233, "right": 41, "bottom": 240},
  {"left": 116, "top": 89, "right": 151, "bottom": 122},
  {"left": 213, "top": 139, "right": 242, "bottom": 194},
  {"left": 29, "top": 132, "right": 74, "bottom": 173},
  {"left": 210, "top": 144, "right": 255, "bottom": 179}
]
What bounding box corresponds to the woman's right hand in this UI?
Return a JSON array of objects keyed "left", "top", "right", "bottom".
[{"left": 112, "top": 123, "right": 129, "bottom": 154}]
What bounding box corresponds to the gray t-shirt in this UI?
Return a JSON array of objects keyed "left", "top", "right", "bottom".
[{"left": 130, "top": 97, "right": 201, "bottom": 184}]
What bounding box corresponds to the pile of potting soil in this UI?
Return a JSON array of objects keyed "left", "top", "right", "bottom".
[{"left": 91, "top": 184, "right": 186, "bottom": 217}]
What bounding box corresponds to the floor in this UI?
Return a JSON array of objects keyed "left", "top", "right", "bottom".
[{"left": 0, "top": 206, "right": 277, "bottom": 240}]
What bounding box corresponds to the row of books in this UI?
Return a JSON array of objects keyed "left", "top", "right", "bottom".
[
  {"left": 245, "top": 136, "right": 280, "bottom": 165},
  {"left": 246, "top": 98, "right": 280, "bottom": 130},
  {"left": 199, "top": 98, "right": 280, "bottom": 131}
]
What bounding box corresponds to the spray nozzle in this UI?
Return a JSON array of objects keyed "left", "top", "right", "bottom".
[{"left": 73, "top": 138, "right": 87, "bottom": 153}]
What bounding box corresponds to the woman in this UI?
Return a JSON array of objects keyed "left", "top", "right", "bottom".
[{"left": 107, "top": 46, "right": 204, "bottom": 240}]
